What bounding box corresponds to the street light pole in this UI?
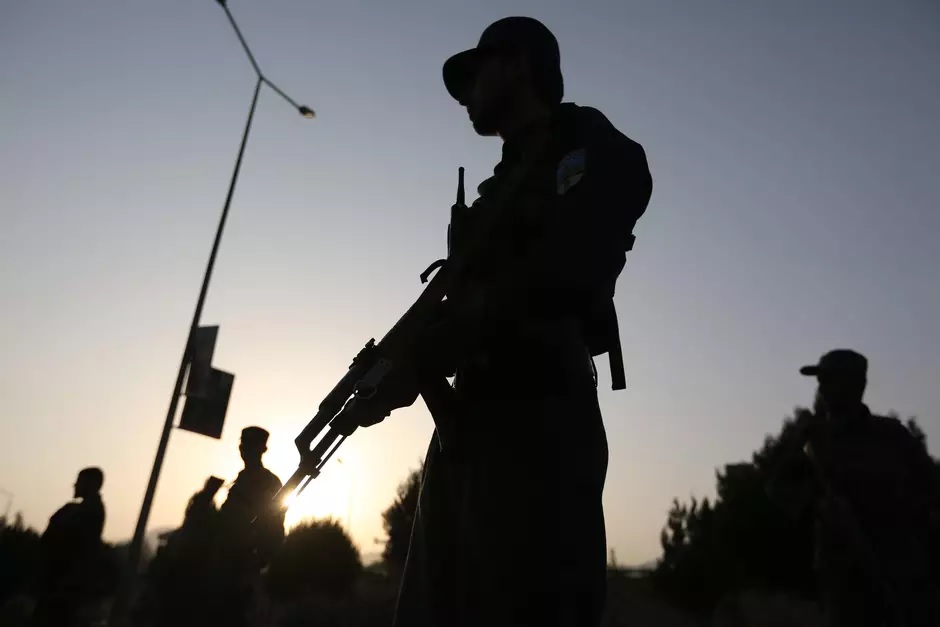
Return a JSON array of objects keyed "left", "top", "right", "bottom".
[
  {"left": 124, "top": 73, "right": 264, "bottom": 581},
  {"left": 108, "top": 3, "right": 313, "bottom": 624},
  {"left": 218, "top": 0, "right": 316, "bottom": 120}
]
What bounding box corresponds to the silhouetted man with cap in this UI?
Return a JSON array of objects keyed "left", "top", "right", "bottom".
[
  {"left": 770, "top": 350, "right": 940, "bottom": 627},
  {"left": 33, "top": 467, "right": 106, "bottom": 627},
  {"left": 387, "top": 16, "right": 653, "bottom": 627},
  {"left": 206, "top": 427, "right": 284, "bottom": 627},
  {"left": 220, "top": 426, "right": 284, "bottom": 545}
]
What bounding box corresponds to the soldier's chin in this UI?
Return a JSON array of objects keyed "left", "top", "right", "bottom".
[{"left": 471, "top": 112, "right": 500, "bottom": 137}]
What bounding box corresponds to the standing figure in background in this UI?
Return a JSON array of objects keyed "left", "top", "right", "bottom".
[
  {"left": 219, "top": 427, "right": 285, "bottom": 567},
  {"left": 769, "top": 349, "right": 940, "bottom": 627},
  {"left": 210, "top": 427, "right": 285, "bottom": 627},
  {"left": 32, "top": 467, "right": 106, "bottom": 627},
  {"left": 148, "top": 476, "right": 224, "bottom": 627},
  {"left": 182, "top": 475, "right": 224, "bottom": 534}
]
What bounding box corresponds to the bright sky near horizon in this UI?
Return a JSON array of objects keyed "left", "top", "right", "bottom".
[{"left": 1, "top": 0, "right": 938, "bottom": 566}]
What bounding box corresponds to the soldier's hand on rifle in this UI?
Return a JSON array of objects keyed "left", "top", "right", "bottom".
[
  {"left": 352, "top": 365, "right": 423, "bottom": 428},
  {"left": 352, "top": 301, "right": 474, "bottom": 428}
]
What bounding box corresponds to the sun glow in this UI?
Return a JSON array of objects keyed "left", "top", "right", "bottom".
[
  {"left": 264, "top": 437, "right": 357, "bottom": 534},
  {"left": 282, "top": 467, "right": 353, "bottom": 531}
]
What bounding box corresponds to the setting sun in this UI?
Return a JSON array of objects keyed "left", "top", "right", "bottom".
[
  {"left": 282, "top": 465, "right": 354, "bottom": 532},
  {"left": 261, "top": 433, "right": 357, "bottom": 533}
]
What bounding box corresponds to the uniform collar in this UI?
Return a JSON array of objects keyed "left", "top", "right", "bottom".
[
  {"left": 827, "top": 402, "right": 873, "bottom": 434},
  {"left": 499, "top": 103, "right": 578, "bottom": 162}
]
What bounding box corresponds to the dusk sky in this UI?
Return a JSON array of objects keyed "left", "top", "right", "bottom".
[{"left": 2, "top": 0, "right": 938, "bottom": 565}]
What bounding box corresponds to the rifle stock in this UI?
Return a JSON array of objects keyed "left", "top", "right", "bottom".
[{"left": 275, "top": 134, "right": 552, "bottom": 507}]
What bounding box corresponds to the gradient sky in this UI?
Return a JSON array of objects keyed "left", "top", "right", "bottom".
[{"left": 2, "top": 0, "right": 938, "bottom": 566}]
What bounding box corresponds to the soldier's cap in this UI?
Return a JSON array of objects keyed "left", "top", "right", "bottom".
[
  {"left": 442, "top": 16, "right": 562, "bottom": 101},
  {"left": 240, "top": 426, "right": 269, "bottom": 447},
  {"left": 799, "top": 349, "right": 868, "bottom": 378}
]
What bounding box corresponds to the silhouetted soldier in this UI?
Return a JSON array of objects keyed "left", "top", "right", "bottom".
[
  {"left": 182, "top": 475, "right": 224, "bottom": 535},
  {"left": 770, "top": 350, "right": 940, "bottom": 627},
  {"left": 384, "top": 16, "right": 653, "bottom": 627},
  {"left": 32, "top": 467, "right": 106, "bottom": 627},
  {"left": 149, "top": 477, "right": 224, "bottom": 627},
  {"left": 211, "top": 426, "right": 285, "bottom": 627},
  {"left": 220, "top": 427, "right": 284, "bottom": 559}
]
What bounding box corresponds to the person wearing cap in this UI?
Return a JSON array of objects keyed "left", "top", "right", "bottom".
[
  {"left": 769, "top": 350, "right": 940, "bottom": 627},
  {"left": 220, "top": 427, "right": 283, "bottom": 537},
  {"left": 387, "top": 16, "right": 653, "bottom": 627},
  {"left": 209, "top": 427, "right": 285, "bottom": 627},
  {"left": 222, "top": 426, "right": 284, "bottom": 559}
]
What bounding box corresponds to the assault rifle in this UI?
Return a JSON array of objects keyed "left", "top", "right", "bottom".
[{"left": 275, "top": 135, "right": 552, "bottom": 504}]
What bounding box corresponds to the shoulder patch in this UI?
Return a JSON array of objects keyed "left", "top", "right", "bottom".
[{"left": 556, "top": 149, "right": 586, "bottom": 195}]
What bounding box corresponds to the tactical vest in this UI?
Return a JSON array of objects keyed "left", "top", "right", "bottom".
[{"left": 434, "top": 135, "right": 636, "bottom": 391}]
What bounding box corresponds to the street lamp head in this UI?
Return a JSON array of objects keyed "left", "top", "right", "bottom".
[{"left": 298, "top": 106, "right": 316, "bottom": 119}]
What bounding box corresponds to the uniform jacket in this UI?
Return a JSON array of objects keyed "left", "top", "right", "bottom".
[{"left": 443, "top": 102, "right": 652, "bottom": 393}]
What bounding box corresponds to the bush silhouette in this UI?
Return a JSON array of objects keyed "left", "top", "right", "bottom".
[
  {"left": 265, "top": 517, "right": 362, "bottom": 602},
  {"left": 0, "top": 514, "right": 41, "bottom": 603},
  {"left": 653, "top": 409, "right": 829, "bottom": 612},
  {"left": 380, "top": 466, "right": 421, "bottom": 578}
]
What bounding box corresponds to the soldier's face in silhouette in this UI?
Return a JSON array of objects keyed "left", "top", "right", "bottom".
[
  {"left": 459, "top": 51, "right": 520, "bottom": 137},
  {"left": 73, "top": 472, "right": 95, "bottom": 499},
  {"left": 239, "top": 440, "right": 264, "bottom": 466},
  {"left": 817, "top": 373, "right": 865, "bottom": 417}
]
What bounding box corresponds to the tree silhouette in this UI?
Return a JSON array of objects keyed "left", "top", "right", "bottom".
[
  {"left": 0, "top": 514, "right": 41, "bottom": 603},
  {"left": 905, "top": 416, "right": 926, "bottom": 446},
  {"left": 265, "top": 517, "right": 362, "bottom": 602},
  {"left": 381, "top": 466, "right": 422, "bottom": 578},
  {"left": 656, "top": 410, "right": 816, "bottom": 613}
]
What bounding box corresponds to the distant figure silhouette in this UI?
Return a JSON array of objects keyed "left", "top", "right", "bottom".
[
  {"left": 386, "top": 16, "right": 653, "bottom": 627},
  {"left": 211, "top": 426, "right": 285, "bottom": 627},
  {"left": 219, "top": 427, "right": 284, "bottom": 547},
  {"left": 183, "top": 475, "right": 224, "bottom": 534},
  {"left": 32, "top": 467, "right": 105, "bottom": 627},
  {"left": 149, "top": 430, "right": 283, "bottom": 627},
  {"left": 769, "top": 350, "right": 940, "bottom": 627},
  {"left": 148, "top": 476, "right": 224, "bottom": 627}
]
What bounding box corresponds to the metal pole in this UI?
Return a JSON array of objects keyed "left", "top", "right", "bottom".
[{"left": 108, "top": 75, "right": 263, "bottom": 625}]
